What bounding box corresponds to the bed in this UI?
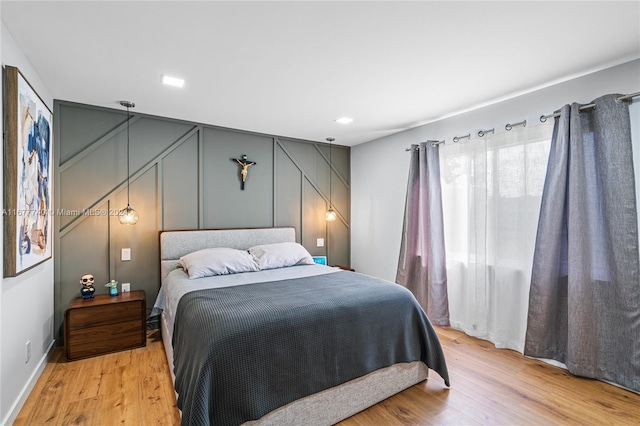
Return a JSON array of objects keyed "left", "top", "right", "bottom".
[{"left": 153, "top": 227, "right": 449, "bottom": 425}]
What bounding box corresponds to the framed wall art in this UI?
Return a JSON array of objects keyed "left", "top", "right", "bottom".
[{"left": 4, "top": 66, "right": 53, "bottom": 277}]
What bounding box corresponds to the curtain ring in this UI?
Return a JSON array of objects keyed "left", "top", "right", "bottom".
[
  {"left": 505, "top": 120, "right": 526, "bottom": 131},
  {"left": 453, "top": 134, "right": 470, "bottom": 143},
  {"left": 539, "top": 115, "right": 547, "bottom": 123},
  {"left": 477, "top": 128, "right": 494, "bottom": 138}
]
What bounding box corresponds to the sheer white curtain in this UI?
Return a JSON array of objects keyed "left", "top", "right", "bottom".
[{"left": 440, "top": 120, "right": 553, "bottom": 352}]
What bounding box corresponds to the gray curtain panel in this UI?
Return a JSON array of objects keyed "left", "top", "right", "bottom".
[
  {"left": 524, "top": 94, "right": 640, "bottom": 392},
  {"left": 396, "top": 141, "right": 449, "bottom": 326}
]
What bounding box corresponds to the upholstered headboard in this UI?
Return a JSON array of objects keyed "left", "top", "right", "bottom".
[{"left": 159, "top": 227, "right": 296, "bottom": 285}]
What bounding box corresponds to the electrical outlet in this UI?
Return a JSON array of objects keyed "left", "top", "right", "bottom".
[
  {"left": 25, "top": 340, "right": 31, "bottom": 363},
  {"left": 317, "top": 238, "right": 325, "bottom": 247},
  {"left": 121, "top": 248, "right": 131, "bottom": 261},
  {"left": 121, "top": 282, "right": 131, "bottom": 292}
]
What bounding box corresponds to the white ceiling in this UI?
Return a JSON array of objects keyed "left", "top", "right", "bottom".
[{"left": 2, "top": 1, "right": 639, "bottom": 146}]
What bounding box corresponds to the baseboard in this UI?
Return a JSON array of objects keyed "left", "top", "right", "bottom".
[{"left": 1, "top": 339, "right": 56, "bottom": 426}]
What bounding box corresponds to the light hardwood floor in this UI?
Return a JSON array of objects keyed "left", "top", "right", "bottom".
[{"left": 15, "top": 327, "right": 640, "bottom": 425}]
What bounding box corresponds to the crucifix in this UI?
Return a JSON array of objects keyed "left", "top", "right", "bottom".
[{"left": 232, "top": 154, "right": 257, "bottom": 190}]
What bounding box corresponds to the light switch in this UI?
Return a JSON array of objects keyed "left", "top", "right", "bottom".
[
  {"left": 121, "top": 248, "right": 131, "bottom": 261},
  {"left": 317, "top": 238, "right": 325, "bottom": 247}
]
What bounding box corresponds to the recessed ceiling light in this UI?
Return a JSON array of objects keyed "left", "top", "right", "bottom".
[
  {"left": 335, "top": 117, "right": 353, "bottom": 124},
  {"left": 162, "top": 75, "right": 185, "bottom": 88}
]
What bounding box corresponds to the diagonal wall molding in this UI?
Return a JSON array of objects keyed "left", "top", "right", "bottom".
[
  {"left": 59, "top": 125, "right": 199, "bottom": 235},
  {"left": 59, "top": 115, "right": 142, "bottom": 172}
]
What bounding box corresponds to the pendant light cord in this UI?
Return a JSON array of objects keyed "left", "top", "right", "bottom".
[
  {"left": 126, "top": 104, "right": 130, "bottom": 207},
  {"left": 327, "top": 137, "right": 335, "bottom": 209},
  {"left": 329, "top": 139, "right": 332, "bottom": 208},
  {"left": 118, "top": 100, "right": 138, "bottom": 224}
]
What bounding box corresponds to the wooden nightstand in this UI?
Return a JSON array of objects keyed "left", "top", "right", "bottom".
[
  {"left": 332, "top": 265, "right": 355, "bottom": 272},
  {"left": 65, "top": 290, "right": 146, "bottom": 361}
]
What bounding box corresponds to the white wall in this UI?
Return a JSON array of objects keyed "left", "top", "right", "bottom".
[
  {"left": 351, "top": 59, "right": 640, "bottom": 282},
  {"left": 1, "top": 22, "right": 55, "bottom": 425}
]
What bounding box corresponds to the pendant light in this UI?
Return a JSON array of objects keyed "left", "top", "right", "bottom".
[
  {"left": 325, "top": 137, "right": 337, "bottom": 222},
  {"left": 118, "top": 101, "right": 139, "bottom": 225}
]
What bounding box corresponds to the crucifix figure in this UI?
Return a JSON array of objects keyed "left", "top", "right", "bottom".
[{"left": 233, "top": 154, "right": 256, "bottom": 190}]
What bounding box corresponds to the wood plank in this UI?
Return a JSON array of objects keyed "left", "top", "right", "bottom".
[
  {"left": 15, "top": 328, "right": 640, "bottom": 425},
  {"left": 60, "top": 396, "right": 102, "bottom": 425}
]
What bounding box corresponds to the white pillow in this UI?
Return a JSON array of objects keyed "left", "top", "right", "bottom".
[
  {"left": 248, "top": 242, "right": 315, "bottom": 270},
  {"left": 179, "top": 248, "right": 260, "bottom": 279}
]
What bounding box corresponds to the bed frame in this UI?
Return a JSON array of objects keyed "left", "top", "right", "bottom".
[{"left": 159, "top": 227, "right": 429, "bottom": 425}]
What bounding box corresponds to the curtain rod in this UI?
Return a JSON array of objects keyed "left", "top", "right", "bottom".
[
  {"left": 405, "top": 90, "right": 639, "bottom": 150},
  {"left": 405, "top": 140, "right": 445, "bottom": 150},
  {"left": 539, "top": 91, "right": 640, "bottom": 122}
]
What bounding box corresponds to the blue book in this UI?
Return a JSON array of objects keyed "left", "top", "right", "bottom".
[{"left": 312, "top": 256, "right": 327, "bottom": 265}]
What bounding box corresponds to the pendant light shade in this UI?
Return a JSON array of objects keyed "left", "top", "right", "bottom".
[
  {"left": 119, "top": 205, "right": 139, "bottom": 225},
  {"left": 118, "top": 101, "right": 139, "bottom": 225},
  {"left": 326, "top": 137, "right": 336, "bottom": 222}
]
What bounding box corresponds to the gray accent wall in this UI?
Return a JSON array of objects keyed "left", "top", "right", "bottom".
[{"left": 54, "top": 101, "right": 350, "bottom": 341}]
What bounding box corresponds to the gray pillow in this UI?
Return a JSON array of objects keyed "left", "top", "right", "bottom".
[
  {"left": 248, "top": 242, "right": 315, "bottom": 270},
  {"left": 179, "top": 247, "right": 259, "bottom": 279}
]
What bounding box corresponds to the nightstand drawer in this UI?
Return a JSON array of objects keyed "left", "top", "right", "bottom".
[
  {"left": 67, "top": 302, "right": 142, "bottom": 330},
  {"left": 67, "top": 320, "right": 144, "bottom": 360}
]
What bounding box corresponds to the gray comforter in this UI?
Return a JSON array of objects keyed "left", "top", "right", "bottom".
[{"left": 172, "top": 271, "right": 450, "bottom": 426}]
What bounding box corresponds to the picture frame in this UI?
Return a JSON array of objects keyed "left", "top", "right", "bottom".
[{"left": 3, "top": 66, "right": 53, "bottom": 277}]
